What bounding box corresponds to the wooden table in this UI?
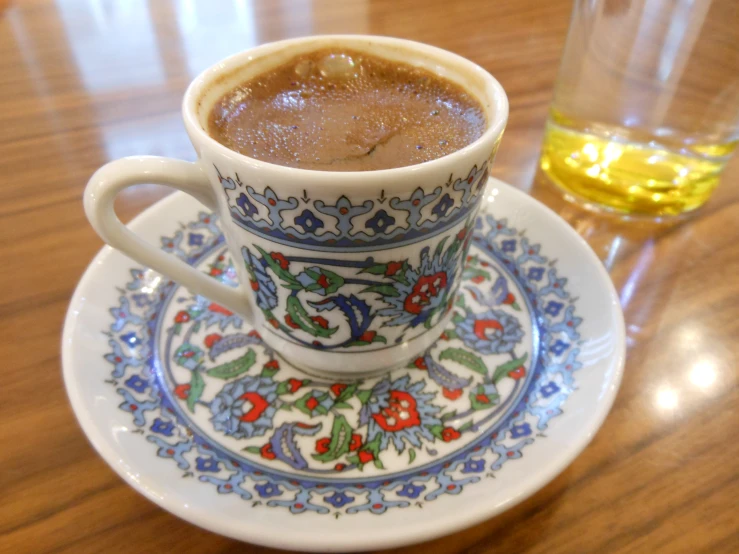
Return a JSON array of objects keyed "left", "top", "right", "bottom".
[{"left": 2, "top": 1, "right": 737, "bottom": 552}]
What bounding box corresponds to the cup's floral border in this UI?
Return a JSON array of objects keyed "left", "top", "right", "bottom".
[
  {"left": 216, "top": 162, "right": 489, "bottom": 251},
  {"left": 103, "top": 210, "right": 584, "bottom": 515}
]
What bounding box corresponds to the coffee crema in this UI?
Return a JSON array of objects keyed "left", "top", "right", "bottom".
[{"left": 207, "top": 48, "right": 486, "bottom": 171}]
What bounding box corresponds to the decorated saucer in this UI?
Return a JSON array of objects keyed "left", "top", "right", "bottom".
[{"left": 62, "top": 178, "right": 624, "bottom": 551}]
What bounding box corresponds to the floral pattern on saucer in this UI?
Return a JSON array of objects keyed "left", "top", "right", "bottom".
[{"left": 103, "top": 211, "right": 583, "bottom": 515}]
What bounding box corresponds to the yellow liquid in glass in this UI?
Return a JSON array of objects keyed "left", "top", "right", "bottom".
[{"left": 540, "top": 116, "right": 736, "bottom": 216}]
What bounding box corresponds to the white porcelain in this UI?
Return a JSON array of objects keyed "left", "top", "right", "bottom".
[
  {"left": 63, "top": 181, "right": 625, "bottom": 552},
  {"left": 84, "top": 35, "right": 509, "bottom": 377}
]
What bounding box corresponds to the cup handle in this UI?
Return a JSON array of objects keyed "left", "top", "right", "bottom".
[{"left": 84, "top": 156, "right": 253, "bottom": 322}]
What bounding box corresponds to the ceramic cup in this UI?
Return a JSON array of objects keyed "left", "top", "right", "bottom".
[{"left": 84, "top": 35, "right": 508, "bottom": 377}]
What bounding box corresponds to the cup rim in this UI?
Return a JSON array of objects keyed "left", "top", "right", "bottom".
[{"left": 182, "top": 35, "right": 508, "bottom": 184}]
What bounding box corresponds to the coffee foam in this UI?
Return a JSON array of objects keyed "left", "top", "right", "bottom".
[{"left": 206, "top": 48, "right": 486, "bottom": 171}]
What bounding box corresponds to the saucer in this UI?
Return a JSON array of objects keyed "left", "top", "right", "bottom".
[{"left": 62, "top": 178, "right": 624, "bottom": 551}]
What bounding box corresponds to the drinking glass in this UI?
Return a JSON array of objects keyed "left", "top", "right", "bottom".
[{"left": 540, "top": 0, "right": 739, "bottom": 217}]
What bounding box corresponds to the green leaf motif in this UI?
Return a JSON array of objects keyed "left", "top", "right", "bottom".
[
  {"left": 356, "top": 390, "right": 371, "bottom": 405},
  {"left": 362, "top": 434, "right": 383, "bottom": 457},
  {"left": 360, "top": 264, "right": 388, "bottom": 276},
  {"left": 444, "top": 329, "right": 459, "bottom": 340},
  {"left": 254, "top": 245, "right": 300, "bottom": 286},
  {"left": 244, "top": 446, "right": 261, "bottom": 454},
  {"left": 295, "top": 391, "right": 330, "bottom": 417},
  {"left": 260, "top": 365, "right": 279, "bottom": 378},
  {"left": 439, "top": 347, "right": 487, "bottom": 375},
  {"left": 361, "top": 284, "right": 400, "bottom": 297},
  {"left": 409, "top": 448, "right": 416, "bottom": 463},
  {"left": 336, "top": 383, "right": 358, "bottom": 403},
  {"left": 492, "top": 353, "right": 529, "bottom": 383},
  {"left": 312, "top": 414, "right": 354, "bottom": 462},
  {"left": 206, "top": 349, "right": 256, "bottom": 379},
  {"left": 462, "top": 268, "right": 491, "bottom": 281},
  {"left": 469, "top": 386, "right": 500, "bottom": 411},
  {"left": 186, "top": 371, "right": 204, "bottom": 413},
  {"left": 458, "top": 420, "right": 474, "bottom": 433},
  {"left": 428, "top": 424, "right": 444, "bottom": 440},
  {"left": 319, "top": 268, "right": 345, "bottom": 294},
  {"left": 286, "top": 296, "right": 338, "bottom": 338}
]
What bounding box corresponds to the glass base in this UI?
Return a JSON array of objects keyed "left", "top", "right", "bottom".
[{"left": 539, "top": 120, "right": 731, "bottom": 217}]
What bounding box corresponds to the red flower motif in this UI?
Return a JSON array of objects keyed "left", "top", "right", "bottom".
[
  {"left": 208, "top": 303, "right": 233, "bottom": 316},
  {"left": 404, "top": 271, "right": 448, "bottom": 314},
  {"left": 442, "top": 387, "right": 463, "bottom": 400},
  {"left": 473, "top": 319, "right": 503, "bottom": 340},
  {"left": 475, "top": 393, "right": 490, "bottom": 404},
  {"left": 471, "top": 275, "right": 485, "bottom": 284},
  {"left": 305, "top": 397, "right": 319, "bottom": 411},
  {"left": 315, "top": 437, "right": 331, "bottom": 454},
  {"left": 317, "top": 274, "right": 330, "bottom": 289},
  {"left": 372, "top": 390, "right": 421, "bottom": 432},
  {"left": 238, "top": 392, "right": 269, "bottom": 422},
  {"left": 250, "top": 280, "right": 259, "bottom": 291},
  {"left": 503, "top": 293, "right": 516, "bottom": 305},
  {"left": 270, "top": 252, "right": 289, "bottom": 270},
  {"left": 284, "top": 314, "right": 300, "bottom": 329},
  {"left": 508, "top": 366, "right": 526, "bottom": 380},
  {"left": 204, "top": 334, "right": 222, "bottom": 348},
  {"left": 182, "top": 350, "right": 195, "bottom": 358},
  {"left": 440, "top": 332, "right": 450, "bottom": 340},
  {"left": 174, "top": 311, "right": 190, "bottom": 323},
  {"left": 260, "top": 443, "right": 276, "bottom": 460},
  {"left": 357, "top": 330, "right": 376, "bottom": 342},
  {"left": 209, "top": 267, "right": 223, "bottom": 276},
  {"left": 358, "top": 451, "right": 374, "bottom": 464},
  {"left": 264, "top": 359, "right": 280, "bottom": 370},
  {"left": 413, "top": 357, "right": 428, "bottom": 370},
  {"left": 268, "top": 319, "right": 280, "bottom": 329},
  {"left": 456, "top": 228, "right": 467, "bottom": 241},
  {"left": 349, "top": 434, "right": 362, "bottom": 451},
  {"left": 174, "top": 384, "right": 190, "bottom": 399},
  {"left": 310, "top": 316, "right": 329, "bottom": 329},
  {"left": 441, "top": 427, "right": 461, "bottom": 442},
  {"left": 247, "top": 330, "right": 261, "bottom": 338},
  {"left": 330, "top": 383, "right": 347, "bottom": 397},
  {"left": 287, "top": 378, "right": 303, "bottom": 392},
  {"left": 334, "top": 463, "right": 346, "bottom": 471},
  {"left": 385, "top": 262, "right": 403, "bottom": 276}
]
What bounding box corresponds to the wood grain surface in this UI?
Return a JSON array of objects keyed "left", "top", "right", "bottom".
[{"left": 1, "top": 1, "right": 738, "bottom": 553}]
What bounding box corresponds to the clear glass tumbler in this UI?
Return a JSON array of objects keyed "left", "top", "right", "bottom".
[{"left": 540, "top": 0, "right": 739, "bottom": 217}]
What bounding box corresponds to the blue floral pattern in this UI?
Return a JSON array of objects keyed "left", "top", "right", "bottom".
[
  {"left": 100, "top": 206, "right": 587, "bottom": 516},
  {"left": 242, "top": 246, "right": 278, "bottom": 311},
  {"left": 456, "top": 309, "right": 524, "bottom": 355},
  {"left": 210, "top": 376, "right": 280, "bottom": 439},
  {"left": 218, "top": 164, "right": 489, "bottom": 249}
]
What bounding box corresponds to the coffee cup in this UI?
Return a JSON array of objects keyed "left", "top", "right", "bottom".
[{"left": 84, "top": 35, "right": 508, "bottom": 377}]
